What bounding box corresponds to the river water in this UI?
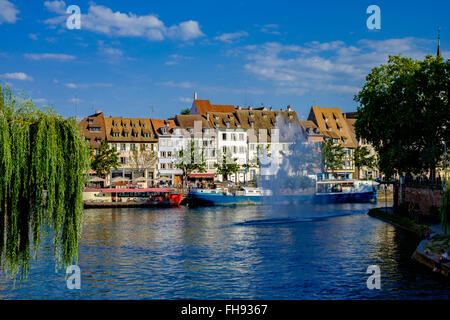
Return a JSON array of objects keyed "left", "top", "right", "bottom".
[{"left": 0, "top": 202, "right": 449, "bottom": 299}]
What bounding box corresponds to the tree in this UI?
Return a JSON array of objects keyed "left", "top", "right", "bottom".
[
  {"left": 130, "top": 146, "right": 157, "bottom": 170},
  {"left": 354, "top": 55, "right": 450, "bottom": 178},
  {"left": 0, "top": 85, "right": 91, "bottom": 280},
  {"left": 214, "top": 152, "right": 240, "bottom": 182},
  {"left": 175, "top": 141, "right": 206, "bottom": 186},
  {"left": 321, "top": 139, "right": 345, "bottom": 179},
  {"left": 181, "top": 108, "right": 191, "bottom": 115},
  {"left": 354, "top": 145, "right": 377, "bottom": 177},
  {"left": 91, "top": 140, "right": 120, "bottom": 179}
]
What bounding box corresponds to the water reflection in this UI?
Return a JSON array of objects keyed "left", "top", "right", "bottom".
[{"left": 0, "top": 203, "right": 449, "bottom": 299}]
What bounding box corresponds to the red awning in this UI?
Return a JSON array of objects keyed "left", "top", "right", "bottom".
[
  {"left": 100, "top": 188, "right": 175, "bottom": 193},
  {"left": 188, "top": 173, "right": 215, "bottom": 178}
]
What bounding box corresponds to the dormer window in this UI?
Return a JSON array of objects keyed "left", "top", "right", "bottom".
[
  {"left": 343, "top": 138, "right": 348, "bottom": 144},
  {"left": 161, "top": 127, "right": 168, "bottom": 135},
  {"left": 124, "top": 132, "right": 129, "bottom": 137}
]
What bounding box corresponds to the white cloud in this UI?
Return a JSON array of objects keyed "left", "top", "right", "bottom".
[
  {"left": 69, "top": 97, "right": 82, "bottom": 104},
  {"left": 0, "top": 0, "right": 19, "bottom": 24},
  {"left": 215, "top": 31, "right": 249, "bottom": 43},
  {"left": 33, "top": 98, "right": 48, "bottom": 104},
  {"left": 241, "top": 38, "right": 434, "bottom": 96},
  {"left": 44, "top": 3, "right": 205, "bottom": 42},
  {"left": 165, "top": 54, "right": 194, "bottom": 66},
  {"left": 1, "top": 72, "right": 33, "bottom": 81},
  {"left": 158, "top": 80, "right": 195, "bottom": 88},
  {"left": 24, "top": 53, "right": 76, "bottom": 61},
  {"left": 175, "top": 97, "right": 193, "bottom": 103},
  {"left": 65, "top": 82, "right": 113, "bottom": 89},
  {"left": 44, "top": 0, "right": 66, "bottom": 14},
  {"left": 260, "top": 24, "right": 281, "bottom": 35}
]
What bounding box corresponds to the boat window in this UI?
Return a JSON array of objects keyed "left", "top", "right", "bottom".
[{"left": 331, "top": 184, "right": 342, "bottom": 192}]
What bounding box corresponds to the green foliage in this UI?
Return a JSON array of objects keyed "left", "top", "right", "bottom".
[
  {"left": 129, "top": 147, "right": 157, "bottom": 171},
  {"left": 354, "top": 146, "right": 377, "bottom": 171},
  {"left": 321, "top": 139, "right": 345, "bottom": 178},
  {"left": 368, "top": 208, "right": 430, "bottom": 237},
  {"left": 214, "top": 152, "right": 240, "bottom": 182},
  {"left": 91, "top": 140, "right": 120, "bottom": 178},
  {"left": 0, "top": 84, "right": 91, "bottom": 280},
  {"left": 354, "top": 55, "right": 450, "bottom": 177},
  {"left": 441, "top": 178, "right": 450, "bottom": 234},
  {"left": 175, "top": 141, "right": 206, "bottom": 186},
  {"left": 180, "top": 108, "right": 191, "bottom": 115}
]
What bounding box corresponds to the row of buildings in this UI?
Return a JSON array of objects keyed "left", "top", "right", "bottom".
[{"left": 80, "top": 93, "right": 379, "bottom": 188}]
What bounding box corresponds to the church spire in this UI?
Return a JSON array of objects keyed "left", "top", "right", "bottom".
[{"left": 437, "top": 27, "right": 441, "bottom": 57}]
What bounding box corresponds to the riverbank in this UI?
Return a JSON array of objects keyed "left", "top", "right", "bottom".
[
  {"left": 367, "top": 208, "right": 430, "bottom": 237},
  {"left": 368, "top": 207, "right": 449, "bottom": 279}
]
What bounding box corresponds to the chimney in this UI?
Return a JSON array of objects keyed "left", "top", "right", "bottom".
[
  {"left": 237, "top": 105, "right": 242, "bottom": 110},
  {"left": 270, "top": 107, "right": 273, "bottom": 111},
  {"left": 95, "top": 109, "right": 102, "bottom": 114},
  {"left": 194, "top": 92, "right": 198, "bottom": 100},
  {"left": 249, "top": 106, "right": 253, "bottom": 110},
  {"left": 206, "top": 113, "right": 210, "bottom": 121},
  {"left": 287, "top": 105, "right": 291, "bottom": 111}
]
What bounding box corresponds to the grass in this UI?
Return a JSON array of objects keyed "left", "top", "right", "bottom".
[{"left": 424, "top": 234, "right": 450, "bottom": 256}]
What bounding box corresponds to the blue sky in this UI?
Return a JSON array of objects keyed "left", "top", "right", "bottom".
[{"left": 0, "top": 0, "right": 448, "bottom": 120}]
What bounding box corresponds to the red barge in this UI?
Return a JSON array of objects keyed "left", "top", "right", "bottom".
[{"left": 83, "top": 188, "right": 184, "bottom": 208}]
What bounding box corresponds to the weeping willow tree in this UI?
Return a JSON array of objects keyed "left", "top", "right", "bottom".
[{"left": 0, "top": 85, "right": 91, "bottom": 281}]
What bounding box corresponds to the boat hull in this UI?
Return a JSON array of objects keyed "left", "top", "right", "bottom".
[
  {"left": 314, "top": 190, "right": 377, "bottom": 204},
  {"left": 188, "top": 192, "right": 263, "bottom": 206},
  {"left": 188, "top": 190, "right": 377, "bottom": 206}
]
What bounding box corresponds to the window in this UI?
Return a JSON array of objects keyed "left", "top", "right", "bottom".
[
  {"left": 167, "top": 151, "right": 172, "bottom": 157},
  {"left": 161, "top": 151, "right": 166, "bottom": 158},
  {"left": 222, "top": 133, "right": 227, "bottom": 140},
  {"left": 160, "top": 163, "right": 166, "bottom": 169},
  {"left": 110, "top": 143, "right": 117, "bottom": 150},
  {"left": 120, "top": 144, "right": 126, "bottom": 151},
  {"left": 239, "top": 133, "right": 244, "bottom": 141},
  {"left": 112, "top": 132, "right": 120, "bottom": 138},
  {"left": 239, "top": 146, "right": 245, "bottom": 153},
  {"left": 250, "top": 144, "right": 255, "bottom": 151},
  {"left": 89, "top": 127, "right": 100, "bottom": 132},
  {"left": 88, "top": 119, "right": 94, "bottom": 124},
  {"left": 124, "top": 133, "right": 129, "bottom": 137},
  {"left": 233, "top": 146, "right": 237, "bottom": 153},
  {"left": 120, "top": 157, "right": 127, "bottom": 164},
  {"left": 231, "top": 134, "right": 236, "bottom": 141},
  {"left": 130, "top": 144, "right": 136, "bottom": 151}
]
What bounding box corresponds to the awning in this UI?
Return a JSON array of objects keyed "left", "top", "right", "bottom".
[{"left": 189, "top": 173, "right": 215, "bottom": 178}]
